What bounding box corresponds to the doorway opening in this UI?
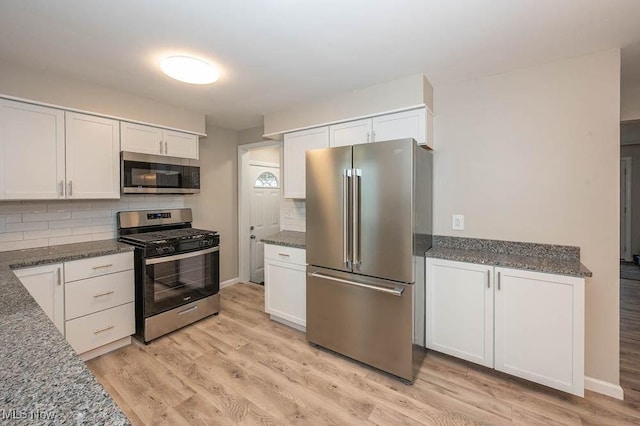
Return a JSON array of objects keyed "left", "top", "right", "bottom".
[
  {"left": 238, "top": 141, "right": 282, "bottom": 285},
  {"left": 619, "top": 119, "right": 640, "bottom": 404}
]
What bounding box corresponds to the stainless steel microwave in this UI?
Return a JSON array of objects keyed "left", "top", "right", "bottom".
[{"left": 121, "top": 152, "right": 200, "bottom": 194}]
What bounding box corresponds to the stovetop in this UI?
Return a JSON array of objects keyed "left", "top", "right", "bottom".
[{"left": 120, "top": 228, "right": 218, "bottom": 245}]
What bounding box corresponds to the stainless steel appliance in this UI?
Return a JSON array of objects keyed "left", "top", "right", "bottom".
[
  {"left": 117, "top": 208, "right": 219, "bottom": 342},
  {"left": 305, "top": 138, "right": 432, "bottom": 382},
  {"left": 121, "top": 152, "right": 200, "bottom": 194}
]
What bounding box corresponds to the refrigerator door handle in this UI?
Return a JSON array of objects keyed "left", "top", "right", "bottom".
[
  {"left": 343, "top": 169, "right": 351, "bottom": 267},
  {"left": 352, "top": 168, "right": 362, "bottom": 267},
  {"left": 309, "top": 272, "right": 404, "bottom": 296}
]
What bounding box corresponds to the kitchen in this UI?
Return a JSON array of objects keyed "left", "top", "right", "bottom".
[{"left": 0, "top": 1, "right": 638, "bottom": 425}]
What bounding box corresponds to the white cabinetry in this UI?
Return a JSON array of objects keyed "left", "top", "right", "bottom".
[
  {"left": 425, "top": 259, "right": 585, "bottom": 396},
  {"left": 0, "top": 100, "right": 121, "bottom": 200},
  {"left": 14, "top": 252, "right": 135, "bottom": 360},
  {"left": 329, "top": 119, "right": 372, "bottom": 147},
  {"left": 494, "top": 267, "right": 584, "bottom": 396},
  {"left": 65, "top": 112, "right": 120, "bottom": 199},
  {"left": 121, "top": 122, "right": 198, "bottom": 159},
  {"left": 64, "top": 252, "right": 135, "bottom": 359},
  {"left": 372, "top": 109, "right": 429, "bottom": 145},
  {"left": 0, "top": 99, "right": 65, "bottom": 199},
  {"left": 14, "top": 263, "right": 65, "bottom": 335},
  {"left": 264, "top": 244, "right": 307, "bottom": 329},
  {"left": 425, "top": 259, "right": 493, "bottom": 367},
  {"left": 283, "top": 127, "right": 329, "bottom": 199}
]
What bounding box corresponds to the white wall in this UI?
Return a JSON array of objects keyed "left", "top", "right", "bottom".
[
  {"left": 0, "top": 196, "right": 185, "bottom": 251},
  {"left": 0, "top": 60, "right": 205, "bottom": 133},
  {"left": 433, "top": 49, "right": 621, "bottom": 385},
  {"left": 187, "top": 122, "right": 240, "bottom": 282},
  {"left": 621, "top": 82, "right": 640, "bottom": 121}
]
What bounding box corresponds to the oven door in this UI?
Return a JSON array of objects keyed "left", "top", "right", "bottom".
[
  {"left": 121, "top": 151, "right": 200, "bottom": 194},
  {"left": 143, "top": 247, "right": 219, "bottom": 317}
]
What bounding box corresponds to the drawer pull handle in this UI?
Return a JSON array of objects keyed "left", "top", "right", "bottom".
[
  {"left": 178, "top": 305, "right": 198, "bottom": 316},
  {"left": 278, "top": 253, "right": 290, "bottom": 257},
  {"left": 93, "top": 290, "right": 115, "bottom": 298},
  {"left": 94, "top": 325, "right": 114, "bottom": 334},
  {"left": 92, "top": 264, "right": 113, "bottom": 270}
]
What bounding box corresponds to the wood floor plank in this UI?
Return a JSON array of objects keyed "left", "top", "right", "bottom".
[{"left": 86, "top": 281, "right": 640, "bottom": 426}]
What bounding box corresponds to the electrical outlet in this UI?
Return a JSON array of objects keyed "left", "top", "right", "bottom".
[{"left": 452, "top": 214, "right": 464, "bottom": 231}]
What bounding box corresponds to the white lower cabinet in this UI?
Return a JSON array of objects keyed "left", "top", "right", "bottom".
[
  {"left": 426, "top": 258, "right": 585, "bottom": 396},
  {"left": 14, "top": 252, "right": 135, "bottom": 360},
  {"left": 14, "top": 263, "right": 65, "bottom": 335},
  {"left": 494, "top": 267, "right": 584, "bottom": 396},
  {"left": 264, "top": 244, "right": 306, "bottom": 329},
  {"left": 426, "top": 259, "right": 493, "bottom": 367}
]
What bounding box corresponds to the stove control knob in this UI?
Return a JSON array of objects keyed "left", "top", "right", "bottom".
[
  {"left": 167, "top": 246, "right": 176, "bottom": 253},
  {"left": 155, "top": 247, "right": 164, "bottom": 254}
]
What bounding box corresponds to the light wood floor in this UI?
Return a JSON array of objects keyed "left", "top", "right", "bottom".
[{"left": 87, "top": 282, "right": 640, "bottom": 425}]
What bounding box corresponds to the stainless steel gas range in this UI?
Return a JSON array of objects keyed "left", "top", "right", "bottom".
[{"left": 117, "top": 208, "right": 220, "bottom": 343}]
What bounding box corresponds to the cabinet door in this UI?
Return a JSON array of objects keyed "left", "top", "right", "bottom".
[
  {"left": 372, "top": 109, "right": 426, "bottom": 146},
  {"left": 264, "top": 258, "right": 306, "bottom": 327},
  {"left": 329, "top": 119, "right": 372, "bottom": 147},
  {"left": 283, "top": 127, "right": 329, "bottom": 199},
  {"left": 494, "top": 267, "right": 584, "bottom": 396},
  {"left": 14, "top": 263, "right": 65, "bottom": 335},
  {"left": 121, "top": 122, "right": 163, "bottom": 156},
  {"left": 0, "top": 99, "right": 65, "bottom": 199},
  {"left": 426, "top": 259, "right": 493, "bottom": 367},
  {"left": 65, "top": 112, "right": 120, "bottom": 199},
  {"left": 163, "top": 130, "right": 198, "bottom": 159}
]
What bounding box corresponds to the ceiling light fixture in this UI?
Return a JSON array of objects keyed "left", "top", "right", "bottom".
[{"left": 160, "top": 55, "right": 219, "bottom": 85}]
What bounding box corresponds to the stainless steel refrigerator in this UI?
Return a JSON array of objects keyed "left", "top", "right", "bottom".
[{"left": 306, "top": 138, "right": 432, "bottom": 382}]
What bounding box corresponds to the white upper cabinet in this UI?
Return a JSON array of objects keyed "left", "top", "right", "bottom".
[
  {"left": 0, "top": 99, "right": 65, "bottom": 199},
  {"left": 372, "top": 108, "right": 428, "bottom": 145},
  {"left": 283, "top": 126, "right": 329, "bottom": 199},
  {"left": 163, "top": 129, "right": 198, "bottom": 159},
  {"left": 121, "top": 122, "right": 198, "bottom": 159},
  {"left": 329, "top": 118, "right": 372, "bottom": 147},
  {"left": 120, "top": 122, "right": 163, "bottom": 156},
  {"left": 65, "top": 112, "right": 120, "bottom": 199}
]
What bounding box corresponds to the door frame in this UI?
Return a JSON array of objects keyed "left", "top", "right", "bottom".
[
  {"left": 238, "top": 140, "right": 283, "bottom": 284},
  {"left": 621, "top": 156, "right": 632, "bottom": 261}
]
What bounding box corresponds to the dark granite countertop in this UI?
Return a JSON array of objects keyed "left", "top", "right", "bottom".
[
  {"left": 0, "top": 239, "right": 133, "bottom": 425},
  {"left": 425, "top": 236, "right": 592, "bottom": 278},
  {"left": 261, "top": 230, "right": 306, "bottom": 249}
]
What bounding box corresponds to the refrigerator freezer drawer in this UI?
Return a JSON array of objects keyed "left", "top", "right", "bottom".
[{"left": 306, "top": 267, "right": 418, "bottom": 381}]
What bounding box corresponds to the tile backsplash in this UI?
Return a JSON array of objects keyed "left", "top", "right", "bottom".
[
  {"left": 281, "top": 198, "right": 305, "bottom": 232},
  {"left": 0, "top": 195, "right": 185, "bottom": 252}
]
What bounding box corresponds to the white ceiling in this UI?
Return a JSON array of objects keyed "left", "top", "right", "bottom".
[{"left": 1, "top": 0, "right": 640, "bottom": 130}]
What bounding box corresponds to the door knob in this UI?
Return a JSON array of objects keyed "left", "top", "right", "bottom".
[
  {"left": 250, "top": 235, "right": 256, "bottom": 239},
  {"left": 250, "top": 226, "right": 255, "bottom": 231}
]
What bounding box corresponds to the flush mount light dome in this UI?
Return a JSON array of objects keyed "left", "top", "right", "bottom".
[{"left": 160, "top": 56, "right": 219, "bottom": 84}]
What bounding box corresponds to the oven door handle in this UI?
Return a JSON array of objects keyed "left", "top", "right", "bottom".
[{"left": 144, "top": 246, "right": 219, "bottom": 265}]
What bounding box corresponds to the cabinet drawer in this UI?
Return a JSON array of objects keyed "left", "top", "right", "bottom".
[
  {"left": 65, "top": 302, "right": 135, "bottom": 354},
  {"left": 265, "top": 244, "right": 306, "bottom": 265},
  {"left": 65, "top": 270, "right": 135, "bottom": 320},
  {"left": 65, "top": 252, "right": 134, "bottom": 282}
]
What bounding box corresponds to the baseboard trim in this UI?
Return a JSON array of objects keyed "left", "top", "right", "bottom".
[
  {"left": 78, "top": 336, "right": 132, "bottom": 362},
  {"left": 220, "top": 277, "right": 240, "bottom": 289},
  {"left": 584, "top": 376, "right": 624, "bottom": 400}
]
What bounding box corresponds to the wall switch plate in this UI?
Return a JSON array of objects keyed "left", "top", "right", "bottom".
[{"left": 452, "top": 214, "right": 464, "bottom": 231}]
